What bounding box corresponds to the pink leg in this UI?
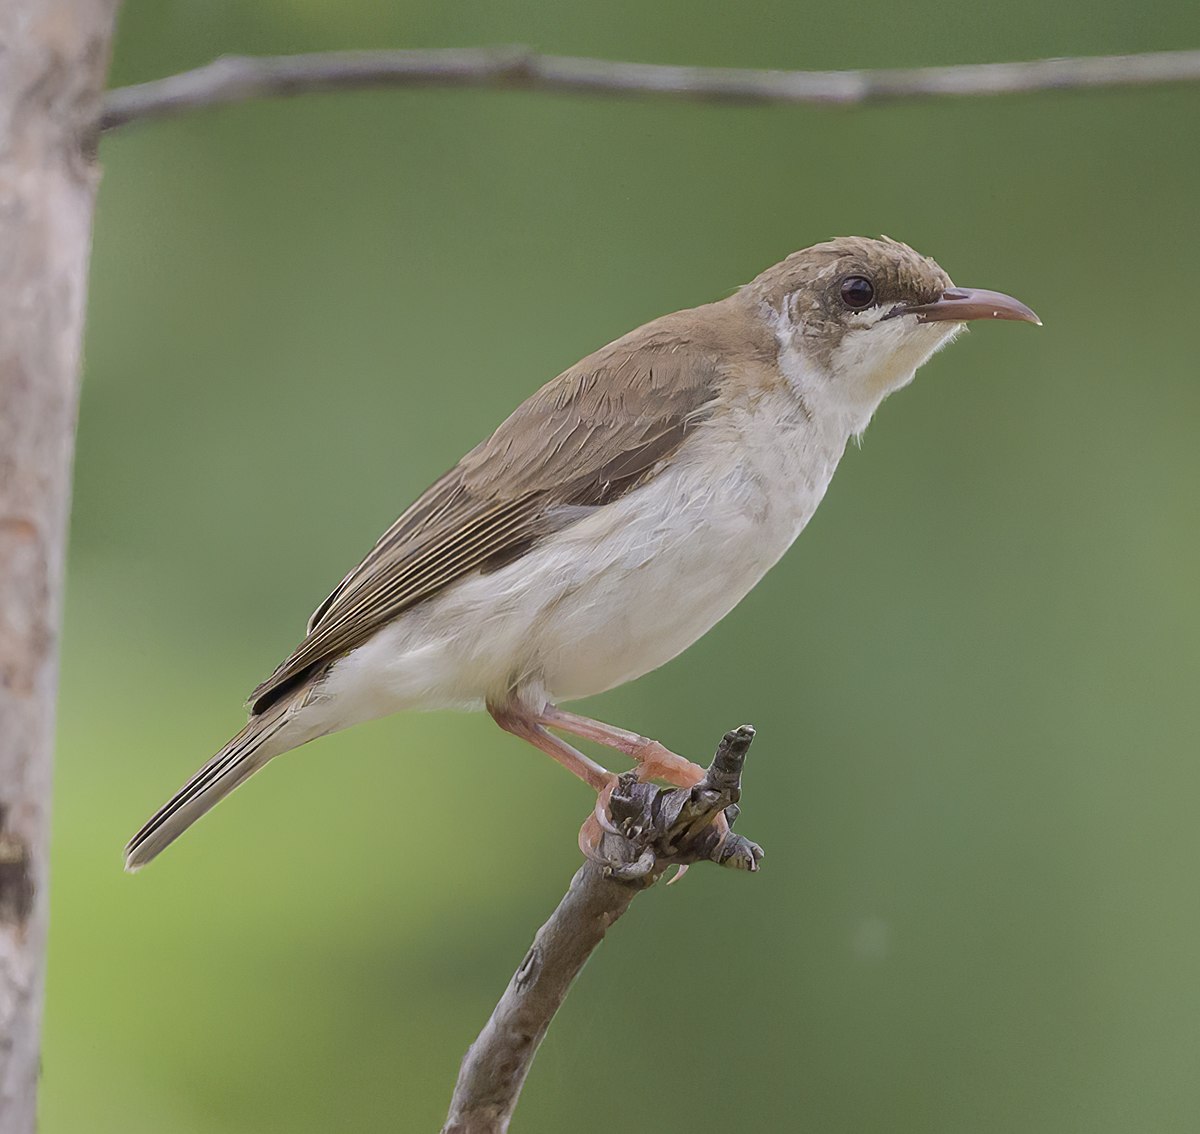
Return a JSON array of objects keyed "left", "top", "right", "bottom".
[
  {"left": 492, "top": 704, "right": 728, "bottom": 865},
  {"left": 540, "top": 706, "right": 731, "bottom": 870},
  {"left": 489, "top": 705, "right": 620, "bottom": 858},
  {"left": 538, "top": 706, "right": 707, "bottom": 789},
  {"left": 489, "top": 704, "right": 615, "bottom": 791}
]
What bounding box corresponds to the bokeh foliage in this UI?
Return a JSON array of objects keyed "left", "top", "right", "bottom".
[{"left": 44, "top": 2, "right": 1200, "bottom": 1131}]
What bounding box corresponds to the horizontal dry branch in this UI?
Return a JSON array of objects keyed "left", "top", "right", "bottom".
[{"left": 101, "top": 47, "right": 1200, "bottom": 131}]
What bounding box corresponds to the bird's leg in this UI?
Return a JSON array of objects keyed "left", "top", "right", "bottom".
[
  {"left": 537, "top": 706, "right": 707, "bottom": 789},
  {"left": 488, "top": 705, "right": 620, "bottom": 858},
  {"left": 537, "top": 707, "right": 732, "bottom": 871}
]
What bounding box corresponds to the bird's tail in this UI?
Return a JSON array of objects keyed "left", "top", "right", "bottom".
[{"left": 124, "top": 701, "right": 308, "bottom": 872}]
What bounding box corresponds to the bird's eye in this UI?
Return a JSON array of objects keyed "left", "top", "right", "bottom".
[{"left": 840, "top": 276, "right": 875, "bottom": 309}]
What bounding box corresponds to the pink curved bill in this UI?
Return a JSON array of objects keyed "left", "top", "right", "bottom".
[{"left": 907, "top": 287, "right": 1041, "bottom": 326}]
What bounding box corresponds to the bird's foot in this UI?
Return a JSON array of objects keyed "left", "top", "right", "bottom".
[
  {"left": 627, "top": 741, "right": 730, "bottom": 880},
  {"left": 577, "top": 775, "right": 622, "bottom": 862},
  {"left": 576, "top": 767, "right": 729, "bottom": 869},
  {"left": 578, "top": 726, "right": 765, "bottom": 879},
  {"left": 630, "top": 742, "right": 707, "bottom": 789}
]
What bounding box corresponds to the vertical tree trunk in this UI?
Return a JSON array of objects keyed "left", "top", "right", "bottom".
[{"left": 0, "top": 2, "right": 119, "bottom": 1128}]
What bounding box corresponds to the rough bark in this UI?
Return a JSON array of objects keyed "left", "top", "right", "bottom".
[
  {"left": 0, "top": 2, "right": 119, "bottom": 1128},
  {"left": 442, "top": 726, "right": 763, "bottom": 1134}
]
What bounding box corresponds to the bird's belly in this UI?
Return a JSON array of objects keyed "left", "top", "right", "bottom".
[
  {"left": 321, "top": 405, "right": 843, "bottom": 718},
  {"left": 530, "top": 492, "right": 781, "bottom": 701}
]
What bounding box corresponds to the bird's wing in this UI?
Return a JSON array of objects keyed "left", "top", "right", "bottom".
[{"left": 248, "top": 330, "right": 724, "bottom": 713}]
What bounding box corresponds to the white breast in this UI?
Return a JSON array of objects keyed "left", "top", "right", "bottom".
[{"left": 316, "top": 383, "right": 857, "bottom": 728}]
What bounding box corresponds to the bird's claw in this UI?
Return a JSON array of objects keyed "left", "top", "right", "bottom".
[
  {"left": 577, "top": 726, "right": 764, "bottom": 879},
  {"left": 577, "top": 777, "right": 629, "bottom": 865},
  {"left": 592, "top": 779, "right": 621, "bottom": 835}
]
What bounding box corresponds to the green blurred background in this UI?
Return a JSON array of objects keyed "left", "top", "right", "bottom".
[{"left": 44, "top": 2, "right": 1199, "bottom": 1131}]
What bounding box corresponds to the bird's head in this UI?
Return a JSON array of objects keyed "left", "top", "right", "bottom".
[{"left": 747, "top": 236, "right": 1039, "bottom": 423}]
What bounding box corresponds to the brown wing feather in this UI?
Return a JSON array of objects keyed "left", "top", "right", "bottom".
[{"left": 248, "top": 322, "right": 726, "bottom": 714}]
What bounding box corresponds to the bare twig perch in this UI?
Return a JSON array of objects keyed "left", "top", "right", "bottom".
[
  {"left": 101, "top": 47, "right": 1200, "bottom": 132},
  {"left": 441, "top": 725, "right": 763, "bottom": 1134}
]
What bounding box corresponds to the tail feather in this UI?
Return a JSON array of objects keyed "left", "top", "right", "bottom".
[{"left": 125, "top": 703, "right": 298, "bottom": 871}]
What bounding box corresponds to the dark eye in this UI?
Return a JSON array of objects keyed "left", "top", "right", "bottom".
[{"left": 840, "top": 275, "right": 875, "bottom": 309}]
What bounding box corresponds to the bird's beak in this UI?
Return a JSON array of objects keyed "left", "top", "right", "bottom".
[{"left": 902, "top": 287, "right": 1042, "bottom": 326}]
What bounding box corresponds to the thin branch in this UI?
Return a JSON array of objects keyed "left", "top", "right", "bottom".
[
  {"left": 441, "top": 726, "right": 763, "bottom": 1134},
  {"left": 101, "top": 46, "right": 1200, "bottom": 132}
]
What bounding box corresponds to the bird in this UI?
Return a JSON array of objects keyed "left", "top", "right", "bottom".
[{"left": 125, "top": 236, "right": 1039, "bottom": 871}]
